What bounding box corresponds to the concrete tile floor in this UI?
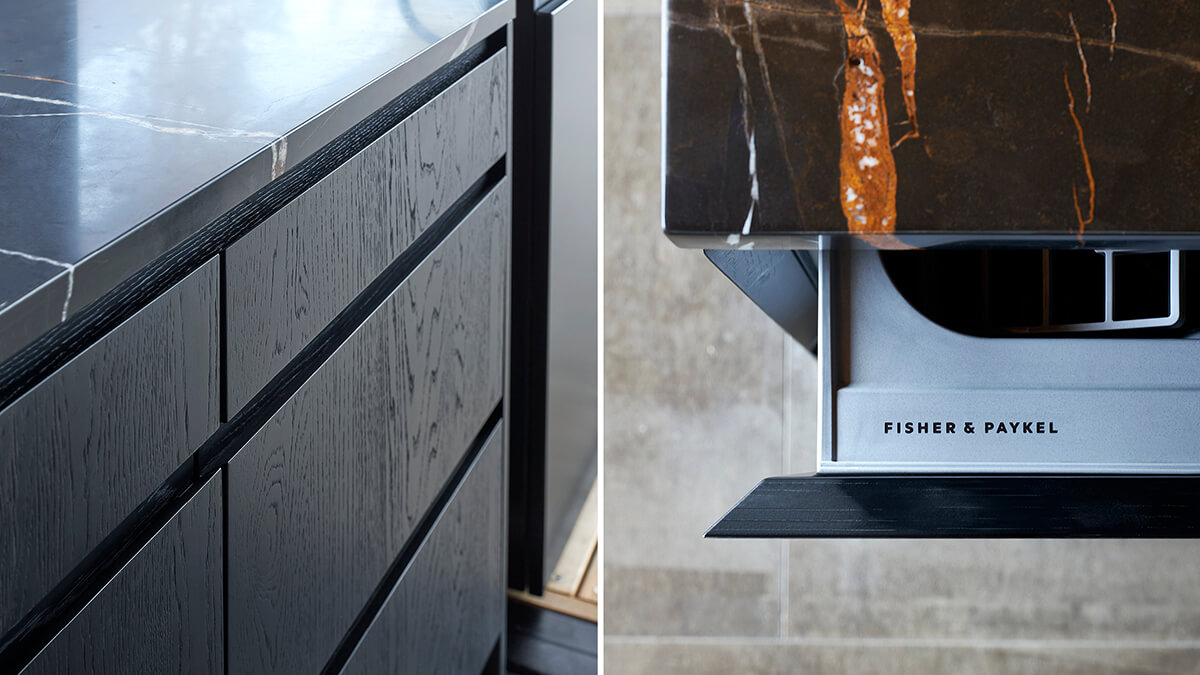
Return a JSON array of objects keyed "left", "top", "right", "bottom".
[
  {"left": 603, "top": 3, "right": 1200, "bottom": 673},
  {"left": 604, "top": 6, "right": 786, "bottom": 636}
]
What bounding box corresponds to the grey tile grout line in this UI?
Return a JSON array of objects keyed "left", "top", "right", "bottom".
[
  {"left": 778, "top": 540, "right": 788, "bottom": 640},
  {"left": 780, "top": 335, "right": 791, "bottom": 639},
  {"left": 782, "top": 337, "right": 792, "bottom": 477},
  {"left": 605, "top": 636, "right": 1200, "bottom": 650},
  {"left": 602, "top": 10, "right": 664, "bottom": 18}
]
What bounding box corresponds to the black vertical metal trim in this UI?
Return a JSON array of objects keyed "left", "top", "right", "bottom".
[
  {"left": 219, "top": 252, "right": 229, "bottom": 422},
  {"left": 508, "top": 0, "right": 547, "bottom": 594},
  {"left": 525, "top": 0, "right": 561, "bottom": 598}
]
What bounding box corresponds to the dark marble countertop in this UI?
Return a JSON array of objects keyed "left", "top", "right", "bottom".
[
  {"left": 664, "top": 0, "right": 1200, "bottom": 249},
  {"left": 0, "top": 0, "right": 512, "bottom": 361}
]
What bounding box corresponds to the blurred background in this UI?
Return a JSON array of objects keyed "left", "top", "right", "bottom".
[{"left": 602, "top": 1, "right": 1200, "bottom": 673}]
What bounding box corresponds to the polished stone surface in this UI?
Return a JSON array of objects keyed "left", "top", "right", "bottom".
[
  {"left": 0, "top": 0, "right": 511, "bottom": 360},
  {"left": 665, "top": 0, "right": 1200, "bottom": 248}
]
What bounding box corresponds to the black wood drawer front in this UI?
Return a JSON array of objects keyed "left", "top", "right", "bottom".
[
  {"left": 0, "top": 258, "right": 219, "bottom": 635},
  {"left": 23, "top": 472, "right": 223, "bottom": 675},
  {"left": 228, "top": 181, "right": 509, "bottom": 675},
  {"left": 224, "top": 48, "right": 508, "bottom": 414},
  {"left": 341, "top": 422, "right": 504, "bottom": 675}
]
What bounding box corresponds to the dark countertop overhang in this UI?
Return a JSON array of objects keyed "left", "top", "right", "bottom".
[
  {"left": 664, "top": 0, "right": 1200, "bottom": 250},
  {"left": 0, "top": 0, "right": 513, "bottom": 362}
]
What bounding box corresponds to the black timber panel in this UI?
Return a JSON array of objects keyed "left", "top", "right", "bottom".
[
  {"left": 0, "top": 258, "right": 219, "bottom": 634},
  {"left": 227, "top": 183, "right": 509, "bottom": 675},
  {"left": 340, "top": 424, "right": 505, "bottom": 675},
  {"left": 708, "top": 475, "right": 1200, "bottom": 538},
  {"left": 224, "top": 50, "right": 508, "bottom": 414},
  {"left": 24, "top": 472, "right": 223, "bottom": 674}
]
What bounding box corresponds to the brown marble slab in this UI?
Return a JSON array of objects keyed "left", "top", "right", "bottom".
[{"left": 664, "top": 0, "right": 1200, "bottom": 248}]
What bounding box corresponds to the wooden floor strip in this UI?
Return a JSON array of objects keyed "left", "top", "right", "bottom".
[
  {"left": 546, "top": 481, "right": 598, "bottom": 598},
  {"left": 508, "top": 589, "right": 597, "bottom": 624},
  {"left": 578, "top": 548, "right": 598, "bottom": 604}
]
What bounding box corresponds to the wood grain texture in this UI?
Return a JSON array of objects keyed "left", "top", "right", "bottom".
[
  {"left": 707, "top": 475, "right": 1200, "bottom": 538},
  {"left": 224, "top": 49, "right": 508, "bottom": 414},
  {"left": 0, "top": 258, "right": 219, "bottom": 635},
  {"left": 228, "top": 183, "right": 509, "bottom": 675},
  {"left": 24, "top": 472, "right": 223, "bottom": 675},
  {"left": 341, "top": 424, "right": 505, "bottom": 675}
]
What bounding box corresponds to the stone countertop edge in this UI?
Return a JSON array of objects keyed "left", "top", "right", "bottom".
[
  {"left": 0, "top": 1, "right": 514, "bottom": 366},
  {"left": 662, "top": 228, "right": 1200, "bottom": 252}
]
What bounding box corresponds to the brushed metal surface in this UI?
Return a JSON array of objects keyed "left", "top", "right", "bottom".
[
  {"left": 540, "top": 0, "right": 600, "bottom": 585},
  {"left": 820, "top": 248, "right": 1200, "bottom": 472}
]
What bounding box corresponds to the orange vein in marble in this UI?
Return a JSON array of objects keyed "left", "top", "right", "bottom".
[
  {"left": 835, "top": 0, "right": 898, "bottom": 239},
  {"left": 743, "top": 2, "right": 1200, "bottom": 74},
  {"left": 1064, "top": 69, "right": 1094, "bottom": 240},
  {"left": 0, "top": 73, "right": 76, "bottom": 86},
  {"left": 1107, "top": 0, "right": 1118, "bottom": 59},
  {"left": 1068, "top": 14, "right": 1092, "bottom": 111},
  {"left": 881, "top": 0, "right": 919, "bottom": 146}
]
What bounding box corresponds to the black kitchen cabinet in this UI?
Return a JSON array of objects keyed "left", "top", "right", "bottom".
[
  {"left": 0, "top": 3, "right": 522, "bottom": 672},
  {"left": 23, "top": 474, "right": 223, "bottom": 675},
  {"left": 224, "top": 52, "right": 509, "bottom": 413},
  {"left": 0, "top": 259, "right": 219, "bottom": 634},
  {"left": 341, "top": 424, "right": 506, "bottom": 675},
  {"left": 227, "top": 184, "right": 508, "bottom": 674}
]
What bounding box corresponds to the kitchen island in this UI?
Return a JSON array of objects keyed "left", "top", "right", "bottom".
[{"left": 0, "top": 1, "right": 514, "bottom": 672}]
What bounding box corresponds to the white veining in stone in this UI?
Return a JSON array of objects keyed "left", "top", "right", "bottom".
[
  {"left": 743, "top": 130, "right": 759, "bottom": 236},
  {"left": 0, "top": 92, "right": 278, "bottom": 141},
  {"left": 271, "top": 137, "right": 289, "bottom": 179},
  {"left": 740, "top": 4, "right": 760, "bottom": 236},
  {"left": 451, "top": 21, "right": 478, "bottom": 60},
  {"left": 715, "top": 2, "right": 761, "bottom": 237},
  {"left": 0, "top": 248, "right": 75, "bottom": 321}
]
